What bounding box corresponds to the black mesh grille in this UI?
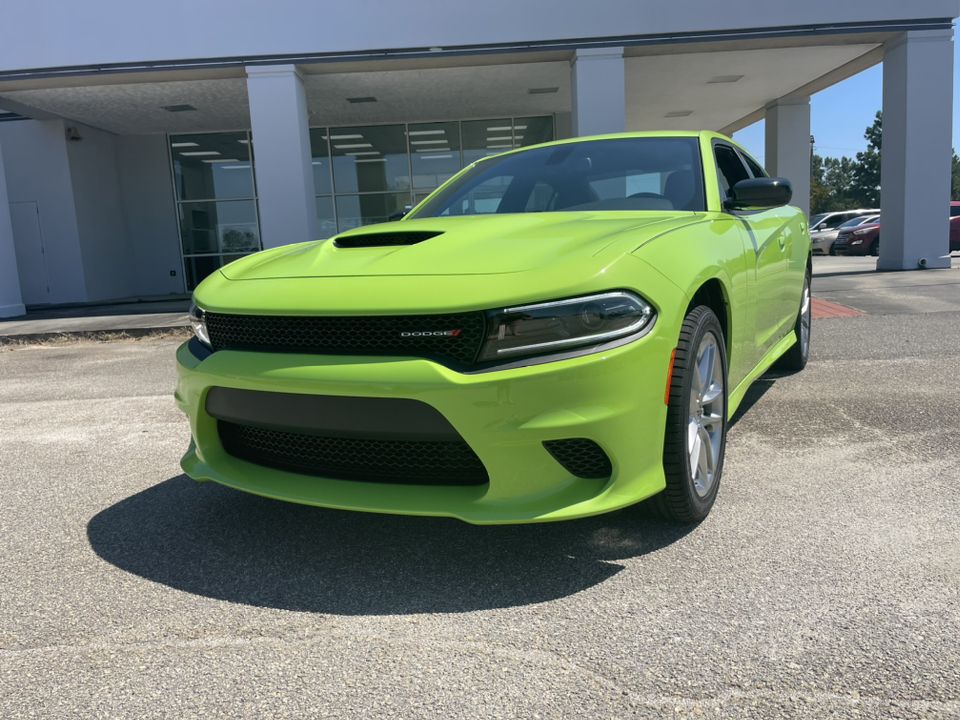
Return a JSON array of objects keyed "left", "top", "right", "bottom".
[
  {"left": 334, "top": 231, "right": 443, "bottom": 248},
  {"left": 543, "top": 439, "right": 612, "bottom": 479},
  {"left": 206, "top": 311, "right": 485, "bottom": 367},
  {"left": 219, "top": 421, "right": 488, "bottom": 485}
]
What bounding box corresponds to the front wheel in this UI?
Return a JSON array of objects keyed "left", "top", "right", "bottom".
[
  {"left": 869, "top": 237, "right": 879, "bottom": 257},
  {"left": 647, "top": 306, "right": 727, "bottom": 523}
]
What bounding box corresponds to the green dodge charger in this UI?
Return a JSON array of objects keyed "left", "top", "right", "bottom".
[{"left": 176, "top": 131, "right": 811, "bottom": 524}]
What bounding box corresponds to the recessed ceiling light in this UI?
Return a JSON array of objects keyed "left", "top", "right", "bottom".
[
  {"left": 346, "top": 97, "right": 377, "bottom": 103},
  {"left": 528, "top": 87, "right": 558, "bottom": 94},
  {"left": 202, "top": 158, "right": 240, "bottom": 163},
  {"left": 162, "top": 104, "right": 198, "bottom": 113},
  {"left": 707, "top": 75, "right": 744, "bottom": 84},
  {"left": 238, "top": 139, "right": 250, "bottom": 144},
  {"left": 170, "top": 142, "right": 199, "bottom": 148},
  {"left": 355, "top": 157, "right": 387, "bottom": 163},
  {"left": 219, "top": 164, "right": 251, "bottom": 170},
  {"left": 420, "top": 154, "right": 453, "bottom": 160},
  {"left": 416, "top": 147, "right": 451, "bottom": 152},
  {"left": 664, "top": 110, "right": 694, "bottom": 118},
  {"left": 334, "top": 143, "right": 373, "bottom": 149},
  {"left": 514, "top": 125, "right": 527, "bottom": 130},
  {"left": 329, "top": 134, "right": 364, "bottom": 140},
  {"left": 411, "top": 139, "right": 448, "bottom": 145},
  {"left": 487, "top": 144, "right": 512, "bottom": 149},
  {"left": 180, "top": 151, "right": 220, "bottom": 156},
  {"left": 487, "top": 126, "right": 511, "bottom": 132},
  {"left": 347, "top": 151, "right": 380, "bottom": 156},
  {"left": 486, "top": 136, "right": 512, "bottom": 142},
  {"left": 408, "top": 130, "right": 446, "bottom": 136}
]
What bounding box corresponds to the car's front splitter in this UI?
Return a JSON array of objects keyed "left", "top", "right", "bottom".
[{"left": 175, "top": 332, "right": 674, "bottom": 524}]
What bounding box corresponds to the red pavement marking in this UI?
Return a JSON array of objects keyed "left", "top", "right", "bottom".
[{"left": 811, "top": 297, "right": 867, "bottom": 319}]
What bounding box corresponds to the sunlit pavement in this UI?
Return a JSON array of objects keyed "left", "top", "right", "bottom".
[{"left": 1, "top": 285, "right": 958, "bottom": 717}]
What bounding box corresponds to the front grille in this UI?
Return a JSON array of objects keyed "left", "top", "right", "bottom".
[
  {"left": 218, "top": 420, "right": 489, "bottom": 486},
  {"left": 206, "top": 311, "right": 485, "bottom": 367},
  {"left": 543, "top": 438, "right": 613, "bottom": 479}
]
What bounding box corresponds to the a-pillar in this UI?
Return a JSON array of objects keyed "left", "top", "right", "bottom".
[
  {"left": 246, "top": 64, "right": 317, "bottom": 249},
  {"left": 764, "top": 97, "right": 811, "bottom": 221},
  {"left": 880, "top": 30, "right": 954, "bottom": 270},
  {"left": 571, "top": 48, "right": 626, "bottom": 137},
  {"left": 0, "top": 142, "right": 25, "bottom": 318}
]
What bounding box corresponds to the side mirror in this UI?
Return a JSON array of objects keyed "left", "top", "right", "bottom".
[
  {"left": 388, "top": 205, "right": 413, "bottom": 221},
  {"left": 725, "top": 177, "right": 792, "bottom": 211}
]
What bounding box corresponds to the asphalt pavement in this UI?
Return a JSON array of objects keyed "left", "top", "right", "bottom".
[{"left": 1, "top": 276, "right": 959, "bottom": 717}]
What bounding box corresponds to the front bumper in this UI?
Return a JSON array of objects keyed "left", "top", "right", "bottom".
[{"left": 175, "top": 329, "right": 674, "bottom": 524}]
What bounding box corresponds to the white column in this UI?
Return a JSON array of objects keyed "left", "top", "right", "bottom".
[
  {"left": 246, "top": 65, "right": 317, "bottom": 249},
  {"left": 0, "top": 143, "right": 26, "bottom": 318},
  {"left": 571, "top": 47, "right": 626, "bottom": 137},
  {"left": 764, "top": 97, "right": 811, "bottom": 221},
  {"left": 880, "top": 30, "right": 954, "bottom": 270}
]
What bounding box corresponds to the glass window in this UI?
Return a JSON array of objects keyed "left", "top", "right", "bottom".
[
  {"left": 309, "top": 128, "right": 333, "bottom": 195},
  {"left": 183, "top": 253, "right": 253, "bottom": 292},
  {"left": 331, "top": 125, "right": 410, "bottom": 193},
  {"left": 714, "top": 144, "right": 750, "bottom": 198},
  {"left": 740, "top": 151, "right": 767, "bottom": 178},
  {"left": 171, "top": 132, "right": 254, "bottom": 201},
  {"left": 462, "top": 118, "right": 513, "bottom": 167},
  {"left": 336, "top": 193, "right": 410, "bottom": 232},
  {"left": 514, "top": 117, "right": 554, "bottom": 148},
  {"left": 316, "top": 196, "right": 336, "bottom": 239},
  {"left": 177, "top": 200, "right": 260, "bottom": 255},
  {"left": 951, "top": 205, "right": 960, "bottom": 217},
  {"left": 414, "top": 137, "right": 704, "bottom": 217},
  {"left": 409, "top": 122, "right": 461, "bottom": 191}
]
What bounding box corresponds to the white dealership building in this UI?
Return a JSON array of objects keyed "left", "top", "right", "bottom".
[{"left": 0, "top": 1, "right": 957, "bottom": 316}]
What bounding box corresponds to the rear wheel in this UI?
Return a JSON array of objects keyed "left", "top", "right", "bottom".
[
  {"left": 869, "top": 237, "right": 879, "bottom": 256},
  {"left": 776, "top": 268, "right": 811, "bottom": 372},
  {"left": 647, "top": 306, "right": 727, "bottom": 523}
]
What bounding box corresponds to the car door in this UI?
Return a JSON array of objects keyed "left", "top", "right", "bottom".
[{"left": 713, "top": 142, "right": 790, "bottom": 362}]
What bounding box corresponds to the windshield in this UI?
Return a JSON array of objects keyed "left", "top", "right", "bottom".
[
  {"left": 411, "top": 137, "right": 705, "bottom": 218},
  {"left": 840, "top": 215, "right": 877, "bottom": 228},
  {"left": 810, "top": 213, "right": 828, "bottom": 229}
]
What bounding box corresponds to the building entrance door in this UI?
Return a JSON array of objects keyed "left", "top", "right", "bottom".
[{"left": 10, "top": 201, "right": 50, "bottom": 305}]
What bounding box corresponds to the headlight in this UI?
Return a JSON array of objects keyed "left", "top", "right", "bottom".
[
  {"left": 853, "top": 228, "right": 872, "bottom": 235},
  {"left": 189, "top": 303, "right": 212, "bottom": 349},
  {"left": 477, "top": 291, "right": 654, "bottom": 363}
]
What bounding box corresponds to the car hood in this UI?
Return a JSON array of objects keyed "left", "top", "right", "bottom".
[{"left": 220, "top": 213, "right": 702, "bottom": 280}]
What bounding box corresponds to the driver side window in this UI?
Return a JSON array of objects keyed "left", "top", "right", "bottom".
[{"left": 714, "top": 145, "right": 750, "bottom": 200}]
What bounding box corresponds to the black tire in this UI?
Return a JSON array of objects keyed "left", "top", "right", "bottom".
[
  {"left": 869, "top": 237, "right": 879, "bottom": 257},
  {"left": 776, "top": 268, "right": 812, "bottom": 372},
  {"left": 646, "top": 306, "right": 727, "bottom": 523},
  {"left": 828, "top": 244, "right": 837, "bottom": 256}
]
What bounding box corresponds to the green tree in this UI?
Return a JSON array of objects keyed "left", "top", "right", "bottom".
[
  {"left": 850, "top": 111, "right": 882, "bottom": 207},
  {"left": 952, "top": 152, "right": 960, "bottom": 201}
]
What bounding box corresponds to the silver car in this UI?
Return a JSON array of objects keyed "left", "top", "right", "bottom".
[{"left": 811, "top": 214, "right": 880, "bottom": 255}]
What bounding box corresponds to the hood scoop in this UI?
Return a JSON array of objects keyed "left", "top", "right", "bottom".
[{"left": 334, "top": 231, "right": 443, "bottom": 248}]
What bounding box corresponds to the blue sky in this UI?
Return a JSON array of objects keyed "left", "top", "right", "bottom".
[{"left": 733, "top": 40, "right": 960, "bottom": 163}]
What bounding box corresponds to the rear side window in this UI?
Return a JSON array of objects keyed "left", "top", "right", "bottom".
[
  {"left": 714, "top": 145, "right": 750, "bottom": 198},
  {"left": 950, "top": 205, "right": 960, "bottom": 217}
]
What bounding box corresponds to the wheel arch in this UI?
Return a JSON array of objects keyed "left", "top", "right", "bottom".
[{"left": 685, "top": 277, "right": 731, "bottom": 359}]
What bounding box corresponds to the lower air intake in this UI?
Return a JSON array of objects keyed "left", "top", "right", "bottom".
[
  {"left": 543, "top": 438, "right": 612, "bottom": 479},
  {"left": 218, "top": 421, "right": 488, "bottom": 486}
]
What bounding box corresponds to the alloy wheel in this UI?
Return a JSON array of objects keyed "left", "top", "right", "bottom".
[{"left": 687, "top": 333, "right": 724, "bottom": 497}]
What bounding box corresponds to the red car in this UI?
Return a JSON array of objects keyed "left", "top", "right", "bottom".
[
  {"left": 833, "top": 221, "right": 881, "bottom": 256},
  {"left": 835, "top": 203, "right": 960, "bottom": 256}
]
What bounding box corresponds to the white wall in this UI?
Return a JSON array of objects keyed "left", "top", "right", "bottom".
[
  {"left": 116, "top": 135, "right": 185, "bottom": 296},
  {"left": 0, "top": 142, "right": 25, "bottom": 317},
  {"left": 65, "top": 122, "right": 134, "bottom": 302},
  {"left": 1, "top": 0, "right": 957, "bottom": 72},
  {"left": 0, "top": 119, "right": 87, "bottom": 304}
]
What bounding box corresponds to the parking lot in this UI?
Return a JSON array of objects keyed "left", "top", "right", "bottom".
[{"left": 1, "top": 268, "right": 959, "bottom": 718}]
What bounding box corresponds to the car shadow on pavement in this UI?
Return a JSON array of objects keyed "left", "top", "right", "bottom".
[{"left": 87, "top": 475, "right": 694, "bottom": 615}]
